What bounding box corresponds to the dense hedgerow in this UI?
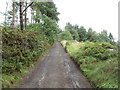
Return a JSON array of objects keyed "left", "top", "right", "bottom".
[
  {"left": 2, "top": 29, "right": 52, "bottom": 88},
  {"left": 2, "top": 29, "right": 51, "bottom": 74},
  {"left": 2, "top": 20, "right": 60, "bottom": 87}
]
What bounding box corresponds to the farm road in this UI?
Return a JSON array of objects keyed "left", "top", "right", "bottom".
[{"left": 18, "top": 42, "right": 92, "bottom": 88}]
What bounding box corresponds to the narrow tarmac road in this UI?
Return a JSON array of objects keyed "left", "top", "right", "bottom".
[{"left": 18, "top": 42, "right": 92, "bottom": 88}]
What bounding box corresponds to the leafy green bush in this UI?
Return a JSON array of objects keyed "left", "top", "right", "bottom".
[
  {"left": 100, "top": 42, "right": 117, "bottom": 49},
  {"left": 60, "top": 40, "right": 67, "bottom": 48},
  {"left": 2, "top": 20, "right": 60, "bottom": 87},
  {"left": 2, "top": 30, "right": 50, "bottom": 74},
  {"left": 61, "top": 40, "right": 118, "bottom": 88},
  {"left": 2, "top": 29, "right": 51, "bottom": 88},
  {"left": 76, "top": 41, "right": 118, "bottom": 61}
]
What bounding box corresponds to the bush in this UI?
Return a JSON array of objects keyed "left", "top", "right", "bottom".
[
  {"left": 100, "top": 42, "right": 117, "bottom": 49},
  {"left": 78, "top": 41, "right": 118, "bottom": 60},
  {"left": 2, "top": 29, "right": 50, "bottom": 74},
  {"left": 61, "top": 40, "right": 118, "bottom": 88}
]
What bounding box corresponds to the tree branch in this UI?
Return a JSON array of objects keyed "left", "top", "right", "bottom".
[{"left": 22, "top": 2, "right": 33, "bottom": 14}]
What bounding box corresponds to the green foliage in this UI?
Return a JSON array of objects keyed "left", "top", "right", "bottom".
[
  {"left": 60, "top": 40, "right": 67, "bottom": 48},
  {"left": 81, "top": 59, "right": 118, "bottom": 88},
  {"left": 108, "top": 33, "right": 116, "bottom": 45},
  {"left": 71, "top": 30, "right": 79, "bottom": 40},
  {"left": 79, "top": 41, "right": 117, "bottom": 60},
  {"left": 77, "top": 26, "right": 87, "bottom": 41},
  {"left": 98, "top": 30, "right": 109, "bottom": 42},
  {"left": 42, "top": 15, "right": 60, "bottom": 44},
  {"left": 60, "top": 30, "right": 73, "bottom": 40},
  {"left": 27, "top": 19, "right": 60, "bottom": 45},
  {"left": 2, "top": 28, "right": 51, "bottom": 88},
  {"left": 86, "top": 28, "right": 98, "bottom": 42},
  {"left": 65, "top": 22, "right": 73, "bottom": 31},
  {"left": 2, "top": 62, "right": 35, "bottom": 88},
  {"left": 31, "top": 2, "right": 60, "bottom": 22},
  {"left": 2, "top": 19, "right": 59, "bottom": 87},
  {"left": 2, "top": 29, "right": 50, "bottom": 74},
  {"left": 61, "top": 40, "right": 118, "bottom": 88},
  {"left": 64, "top": 22, "right": 80, "bottom": 41},
  {"left": 60, "top": 23, "right": 116, "bottom": 45},
  {"left": 100, "top": 42, "right": 117, "bottom": 49},
  {"left": 2, "top": 1, "right": 60, "bottom": 88}
]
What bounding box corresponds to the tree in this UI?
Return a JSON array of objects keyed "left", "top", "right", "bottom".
[
  {"left": 12, "top": 2, "right": 19, "bottom": 29},
  {"left": 109, "top": 33, "right": 114, "bottom": 41},
  {"left": 2, "top": 1, "right": 9, "bottom": 30},
  {"left": 25, "top": 1, "right": 60, "bottom": 43},
  {"left": 98, "top": 30, "right": 109, "bottom": 42},
  {"left": 108, "top": 33, "right": 115, "bottom": 45},
  {"left": 72, "top": 31, "right": 79, "bottom": 40},
  {"left": 19, "top": 1, "right": 33, "bottom": 30},
  {"left": 28, "top": 1, "right": 60, "bottom": 43},
  {"left": 86, "top": 28, "right": 99, "bottom": 42},
  {"left": 12, "top": 2, "right": 15, "bottom": 29},
  {"left": 77, "top": 26, "right": 87, "bottom": 41},
  {"left": 64, "top": 23, "right": 79, "bottom": 41},
  {"left": 24, "top": 2, "right": 27, "bottom": 29},
  {"left": 31, "top": 2, "right": 59, "bottom": 23},
  {"left": 19, "top": 2, "right": 24, "bottom": 30},
  {"left": 60, "top": 30, "right": 73, "bottom": 40},
  {"left": 1, "top": 2, "right": 19, "bottom": 29},
  {"left": 65, "top": 22, "right": 73, "bottom": 31},
  {"left": 91, "top": 31, "right": 99, "bottom": 42},
  {"left": 42, "top": 15, "right": 60, "bottom": 43},
  {"left": 2, "top": 10, "right": 14, "bottom": 29}
]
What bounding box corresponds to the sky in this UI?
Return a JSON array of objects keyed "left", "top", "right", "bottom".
[
  {"left": 53, "top": 0, "right": 119, "bottom": 41},
  {"left": 0, "top": 0, "right": 119, "bottom": 41}
]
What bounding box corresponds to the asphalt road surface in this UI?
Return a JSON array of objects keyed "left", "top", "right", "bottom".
[{"left": 18, "top": 42, "right": 92, "bottom": 88}]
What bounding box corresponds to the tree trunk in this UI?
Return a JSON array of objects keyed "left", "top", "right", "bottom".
[
  {"left": 25, "top": 2, "right": 27, "bottom": 29},
  {"left": 31, "top": 8, "right": 33, "bottom": 24},
  {"left": 12, "top": 2, "right": 15, "bottom": 29},
  {"left": 20, "top": 2, "right": 24, "bottom": 30},
  {"left": 5, "top": 2, "right": 8, "bottom": 30},
  {"left": 19, "top": 2, "right": 33, "bottom": 30}
]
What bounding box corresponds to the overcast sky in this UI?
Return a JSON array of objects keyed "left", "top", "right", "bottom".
[
  {"left": 53, "top": 0, "right": 119, "bottom": 41},
  {"left": 0, "top": 0, "right": 119, "bottom": 40}
]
